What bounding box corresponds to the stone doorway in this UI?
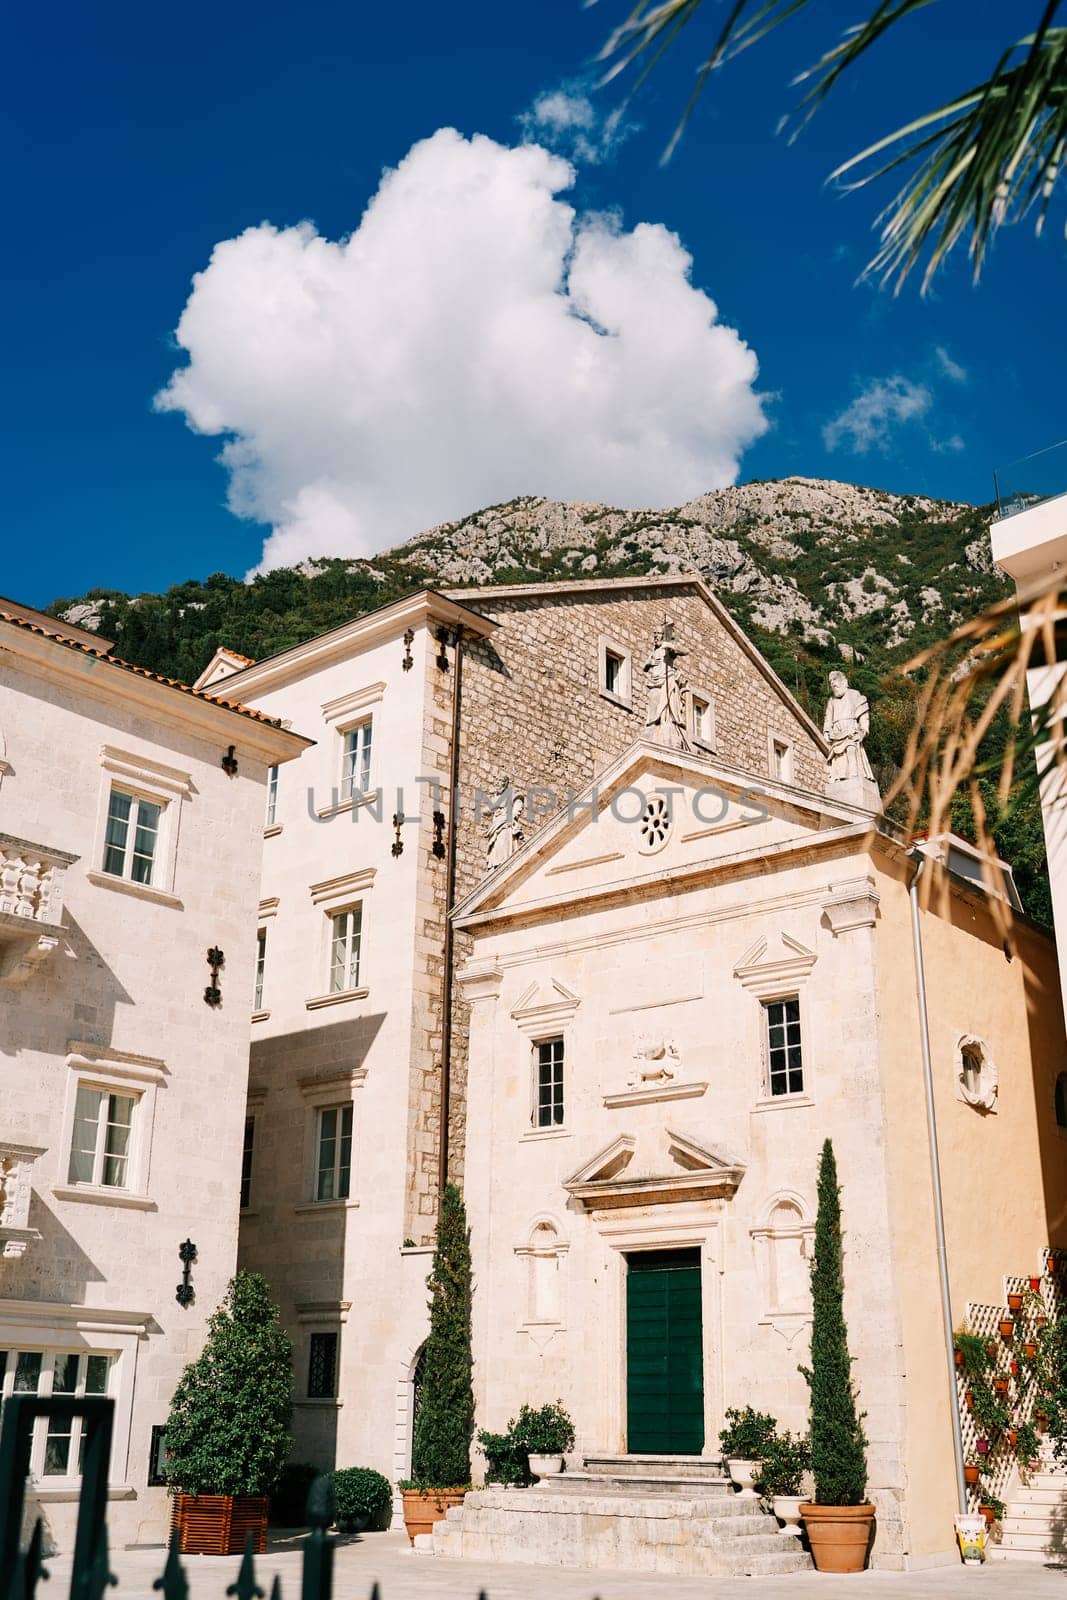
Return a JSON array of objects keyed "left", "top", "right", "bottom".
[{"left": 625, "top": 1247, "right": 704, "bottom": 1454}]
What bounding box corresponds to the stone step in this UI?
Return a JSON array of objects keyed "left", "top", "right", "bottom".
[
  {"left": 733, "top": 1550, "right": 812, "bottom": 1576},
  {"left": 1019, "top": 1474, "right": 1067, "bottom": 1491},
  {"left": 1007, "top": 1487, "right": 1067, "bottom": 1506},
  {"left": 989, "top": 1546, "right": 1067, "bottom": 1565},
  {"left": 540, "top": 1471, "right": 731, "bottom": 1498},
  {"left": 583, "top": 1454, "right": 725, "bottom": 1478},
  {"left": 1002, "top": 1516, "right": 1062, "bottom": 1536},
  {"left": 997, "top": 1530, "right": 1067, "bottom": 1552}
]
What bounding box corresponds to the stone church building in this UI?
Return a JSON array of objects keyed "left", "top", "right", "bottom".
[{"left": 195, "top": 572, "right": 1067, "bottom": 1571}]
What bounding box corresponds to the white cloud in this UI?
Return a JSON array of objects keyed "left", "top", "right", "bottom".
[
  {"left": 155, "top": 128, "right": 768, "bottom": 574},
  {"left": 934, "top": 345, "right": 968, "bottom": 384},
  {"left": 519, "top": 84, "right": 632, "bottom": 165},
  {"left": 822, "top": 376, "right": 932, "bottom": 456}
]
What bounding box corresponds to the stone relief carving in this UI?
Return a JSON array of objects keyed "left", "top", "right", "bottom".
[
  {"left": 954, "top": 1031, "right": 998, "bottom": 1113},
  {"left": 485, "top": 775, "right": 525, "bottom": 871},
  {"left": 627, "top": 1035, "right": 680, "bottom": 1089},
  {"left": 0, "top": 1143, "right": 45, "bottom": 1260},
  {"left": 642, "top": 621, "right": 693, "bottom": 752}
]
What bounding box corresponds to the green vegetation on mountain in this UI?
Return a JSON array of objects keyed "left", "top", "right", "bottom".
[{"left": 50, "top": 476, "right": 1050, "bottom": 924}]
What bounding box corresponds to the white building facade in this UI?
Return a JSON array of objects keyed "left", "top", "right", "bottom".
[{"left": 0, "top": 598, "right": 306, "bottom": 1549}]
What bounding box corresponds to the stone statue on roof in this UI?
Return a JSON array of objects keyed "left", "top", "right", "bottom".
[
  {"left": 642, "top": 620, "right": 693, "bottom": 753},
  {"left": 823, "top": 670, "right": 880, "bottom": 811}
]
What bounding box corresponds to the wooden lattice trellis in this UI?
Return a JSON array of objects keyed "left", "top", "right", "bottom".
[{"left": 956, "top": 1247, "right": 1064, "bottom": 1524}]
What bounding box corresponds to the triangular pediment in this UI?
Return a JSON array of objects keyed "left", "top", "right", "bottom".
[
  {"left": 733, "top": 931, "right": 817, "bottom": 995},
  {"left": 564, "top": 1127, "right": 746, "bottom": 1211},
  {"left": 510, "top": 977, "right": 581, "bottom": 1035},
  {"left": 454, "top": 740, "right": 877, "bottom": 929}
]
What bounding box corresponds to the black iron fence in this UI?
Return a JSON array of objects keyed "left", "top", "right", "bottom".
[{"left": 0, "top": 1397, "right": 490, "bottom": 1600}]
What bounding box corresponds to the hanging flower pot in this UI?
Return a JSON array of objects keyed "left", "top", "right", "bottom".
[
  {"left": 986, "top": 1343, "right": 999, "bottom": 1360},
  {"left": 1008, "top": 1428, "right": 1019, "bottom": 1449},
  {"left": 993, "top": 1377, "right": 1010, "bottom": 1398},
  {"left": 964, "top": 1463, "right": 981, "bottom": 1486},
  {"left": 954, "top": 1348, "right": 966, "bottom": 1370},
  {"left": 965, "top": 1391, "right": 975, "bottom": 1412},
  {"left": 1037, "top": 1315, "right": 1049, "bottom": 1330},
  {"left": 979, "top": 1504, "right": 997, "bottom": 1527},
  {"left": 999, "top": 1317, "right": 1015, "bottom": 1340},
  {"left": 1036, "top": 1408, "right": 1049, "bottom": 1431},
  {"left": 1030, "top": 1277, "right": 1042, "bottom": 1293},
  {"left": 976, "top": 1438, "right": 991, "bottom": 1457},
  {"left": 1024, "top": 1341, "right": 1038, "bottom": 1359},
  {"left": 1008, "top": 1292, "right": 1024, "bottom": 1313}
]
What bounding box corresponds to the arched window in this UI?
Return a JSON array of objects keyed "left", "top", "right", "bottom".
[{"left": 1055, "top": 1073, "right": 1067, "bottom": 1129}]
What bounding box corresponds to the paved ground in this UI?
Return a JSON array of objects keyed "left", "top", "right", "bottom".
[{"left": 41, "top": 1530, "right": 1067, "bottom": 1600}]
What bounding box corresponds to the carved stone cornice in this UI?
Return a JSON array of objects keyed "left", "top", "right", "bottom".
[{"left": 821, "top": 877, "right": 880, "bottom": 935}]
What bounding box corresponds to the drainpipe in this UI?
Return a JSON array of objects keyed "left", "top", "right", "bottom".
[
  {"left": 437, "top": 626, "right": 464, "bottom": 1196},
  {"left": 909, "top": 850, "right": 968, "bottom": 1516}
]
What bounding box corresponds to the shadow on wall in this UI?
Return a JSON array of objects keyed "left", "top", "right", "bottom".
[
  {"left": 3, "top": 1190, "right": 106, "bottom": 1304},
  {"left": 240, "top": 1013, "right": 389, "bottom": 1478},
  {"left": 1022, "top": 946, "right": 1067, "bottom": 1249},
  {"left": 0, "top": 910, "right": 132, "bottom": 1060}
]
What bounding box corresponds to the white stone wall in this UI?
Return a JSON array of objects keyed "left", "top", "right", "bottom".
[{"left": 0, "top": 646, "right": 292, "bottom": 1549}]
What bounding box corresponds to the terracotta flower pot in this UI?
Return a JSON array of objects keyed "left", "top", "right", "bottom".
[
  {"left": 171, "top": 1494, "right": 269, "bottom": 1555},
  {"left": 986, "top": 1343, "right": 998, "bottom": 1360},
  {"left": 1010, "top": 1361, "right": 1020, "bottom": 1378},
  {"left": 954, "top": 1348, "right": 965, "bottom": 1369},
  {"left": 979, "top": 1505, "right": 997, "bottom": 1526},
  {"left": 993, "top": 1377, "right": 1010, "bottom": 1397},
  {"left": 999, "top": 1318, "right": 1015, "bottom": 1340},
  {"left": 976, "top": 1438, "right": 990, "bottom": 1457},
  {"left": 1037, "top": 1316, "right": 1049, "bottom": 1330},
  {"left": 1030, "top": 1277, "right": 1042, "bottom": 1293},
  {"left": 1024, "top": 1342, "right": 1038, "bottom": 1359},
  {"left": 1008, "top": 1293, "right": 1024, "bottom": 1313},
  {"left": 965, "top": 1391, "right": 975, "bottom": 1412},
  {"left": 964, "top": 1464, "right": 980, "bottom": 1486},
  {"left": 800, "top": 1503, "right": 875, "bottom": 1573},
  {"left": 400, "top": 1488, "right": 467, "bottom": 1546},
  {"left": 1008, "top": 1428, "right": 1019, "bottom": 1449}
]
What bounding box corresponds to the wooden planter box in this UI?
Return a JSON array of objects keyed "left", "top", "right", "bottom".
[{"left": 171, "top": 1494, "right": 270, "bottom": 1555}]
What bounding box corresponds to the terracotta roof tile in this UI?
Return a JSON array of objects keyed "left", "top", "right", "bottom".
[{"left": 0, "top": 611, "right": 283, "bottom": 728}]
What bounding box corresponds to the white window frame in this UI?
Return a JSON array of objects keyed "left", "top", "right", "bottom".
[
  {"left": 329, "top": 906, "right": 362, "bottom": 995},
  {"left": 339, "top": 719, "right": 373, "bottom": 803},
  {"left": 66, "top": 1085, "right": 137, "bottom": 1190},
  {"left": 314, "top": 1103, "right": 354, "bottom": 1202},
  {"left": 768, "top": 734, "right": 795, "bottom": 785},
  {"left": 88, "top": 747, "right": 191, "bottom": 907},
  {"left": 687, "top": 688, "right": 717, "bottom": 751},
  {"left": 265, "top": 764, "right": 279, "bottom": 829},
  {"left": 254, "top": 927, "right": 267, "bottom": 1012},
  {"left": 761, "top": 995, "right": 805, "bottom": 1101},
  {"left": 0, "top": 1300, "right": 149, "bottom": 1498},
  {"left": 532, "top": 1036, "right": 566, "bottom": 1130},
  {"left": 101, "top": 789, "right": 162, "bottom": 887},
  {"left": 598, "top": 635, "right": 633, "bottom": 709},
  {"left": 52, "top": 1045, "right": 164, "bottom": 1209},
  {"left": 306, "top": 870, "right": 375, "bottom": 1010},
  {"left": 295, "top": 1071, "right": 366, "bottom": 1212},
  {"left": 0, "top": 1348, "right": 115, "bottom": 1482}
]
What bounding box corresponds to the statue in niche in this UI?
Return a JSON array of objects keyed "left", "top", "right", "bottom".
[
  {"left": 823, "top": 671, "right": 876, "bottom": 788},
  {"left": 485, "top": 775, "right": 525, "bottom": 871},
  {"left": 642, "top": 621, "right": 693, "bottom": 752},
  {"left": 627, "top": 1035, "right": 681, "bottom": 1089}
]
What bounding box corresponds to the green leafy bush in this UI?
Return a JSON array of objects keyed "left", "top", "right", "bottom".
[
  {"left": 408, "top": 1184, "right": 474, "bottom": 1489},
  {"left": 756, "top": 1431, "right": 811, "bottom": 1497},
  {"left": 477, "top": 1429, "right": 531, "bottom": 1487},
  {"left": 511, "top": 1402, "right": 575, "bottom": 1456},
  {"left": 331, "top": 1467, "right": 393, "bottom": 1530},
  {"left": 718, "top": 1406, "right": 778, "bottom": 1459},
  {"left": 800, "top": 1140, "right": 868, "bottom": 1506},
  {"left": 165, "top": 1272, "right": 292, "bottom": 1497}
]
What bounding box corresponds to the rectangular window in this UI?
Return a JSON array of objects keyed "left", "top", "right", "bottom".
[
  {"left": 265, "top": 765, "right": 279, "bottom": 827},
  {"left": 307, "top": 1331, "right": 339, "bottom": 1399},
  {"left": 771, "top": 739, "right": 793, "bottom": 783},
  {"left": 535, "top": 1038, "right": 565, "bottom": 1128},
  {"left": 764, "top": 998, "right": 803, "bottom": 1097},
  {"left": 254, "top": 928, "right": 267, "bottom": 1011},
  {"left": 690, "top": 693, "right": 715, "bottom": 748},
  {"left": 604, "top": 651, "right": 624, "bottom": 696},
  {"left": 329, "top": 907, "right": 362, "bottom": 993},
  {"left": 340, "top": 721, "right": 373, "bottom": 801},
  {"left": 0, "top": 1349, "right": 112, "bottom": 1480},
  {"left": 68, "top": 1085, "right": 135, "bottom": 1188},
  {"left": 316, "top": 1105, "right": 353, "bottom": 1201},
  {"left": 241, "top": 1117, "right": 255, "bottom": 1210},
  {"left": 102, "top": 789, "right": 161, "bottom": 885}
]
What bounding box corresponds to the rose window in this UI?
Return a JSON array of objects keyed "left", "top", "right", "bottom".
[{"left": 639, "top": 794, "right": 672, "bottom": 854}]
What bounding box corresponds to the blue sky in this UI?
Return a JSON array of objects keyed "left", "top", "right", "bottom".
[{"left": 5, "top": 0, "right": 1062, "bottom": 605}]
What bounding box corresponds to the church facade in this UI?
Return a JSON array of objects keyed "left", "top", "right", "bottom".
[{"left": 454, "top": 740, "right": 1067, "bottom": 1569}]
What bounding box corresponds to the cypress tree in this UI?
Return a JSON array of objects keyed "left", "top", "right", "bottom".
[
  {"left": 800, "top": 1139, "right": 868, "bottom": 1505},
  {"left": 410, "top": 1184, "right": 474, "bottom": 1488},
  {"left": 164, "top": 1271, "right": 292, "bottom": 1496}
]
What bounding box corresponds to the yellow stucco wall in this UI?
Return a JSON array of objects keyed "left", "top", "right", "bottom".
[{"left": 873, "top": 851, "right": 1067, "bottom": 1561}]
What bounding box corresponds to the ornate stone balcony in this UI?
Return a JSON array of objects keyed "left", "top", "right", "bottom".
[
  {"left": 0, "top": 1143, "right": 45, "bottom": 1259},
  {"left": 0, "top": 833, "right": 77, "bottom": 984}
]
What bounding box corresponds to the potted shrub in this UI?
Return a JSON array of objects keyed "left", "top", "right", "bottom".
[
  {"left": 399, "top": 1184, "right": 474, "bottom": 1543},
  {"left": 757, "top": 1430, "right": 811, "bottom": 1534},
  {"left": 331, "top": 1467, "right": 392, "bottom": 1535},
  {"left": 979, "top": 1495, "right": 1005, "bottom": 1526},
  {"left": 799, "top": 1140, "right": 874, "bottom": 1572},
  {"left": 718, "top": 1406, "right": 777, "bottom": 1498},
  {"left": 512, "top": 1401, "right": 575, "bottom": 1477},
  {"left": 477, "top": 1428, "right": 532, "bottom": 1488},
  {"left": 165, "top": 1272, "right": 292, "bottom": 1554}
]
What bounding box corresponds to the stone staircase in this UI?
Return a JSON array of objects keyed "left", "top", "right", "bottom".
[
  {"left": 415, "top": 1454, "right": 811, "bottom": 1575},
  {"left": 989, "top": 1453, "right": 1067, "bottom": 1566}
]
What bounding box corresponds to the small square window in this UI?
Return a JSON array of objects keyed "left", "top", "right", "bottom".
[
  {"left": 102, "top": 789, "right": 161, "bottom": 885},
  {"left": 308, "top": 1331, "right": 339, "bottom": 1399},
  {"left": 341, "top": 721, "right": 373, "bottom": 801},
  {"left": 330, "top": 907, "right": 362, "bottom": 993},
  {"left": 316, "top": 1104, "right": 353, "bottom": 1201},
  {"left": 763, "top": 998, "right": 803, "bottom": 1098},
  {"left": 68, "top": 1086, "right": 136, "bottom": 1188},
  {"left": 535, "top": 1038, "right": 565, "bottom": 1128}
]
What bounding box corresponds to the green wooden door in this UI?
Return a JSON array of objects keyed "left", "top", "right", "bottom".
[{"left": 626, "top": 1249, "right": 704, "bottom": 1455}]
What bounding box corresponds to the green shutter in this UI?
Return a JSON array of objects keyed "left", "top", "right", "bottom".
[{"left": 626, "top": 1250, "right": 704, "bottom": 1455}]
